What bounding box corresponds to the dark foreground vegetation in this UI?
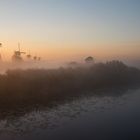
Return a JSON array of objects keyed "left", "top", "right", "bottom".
[{"left": 0, "top": 60, "right": 140, "bottom": 118}]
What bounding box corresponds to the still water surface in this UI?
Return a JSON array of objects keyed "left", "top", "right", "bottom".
[{"left": 0, "top": 88, "right": 140, "bottom": 140}]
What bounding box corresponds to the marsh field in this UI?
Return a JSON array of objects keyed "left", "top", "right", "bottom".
[{"left": 0, "top": 61, "right": 140, "bottom": 140}]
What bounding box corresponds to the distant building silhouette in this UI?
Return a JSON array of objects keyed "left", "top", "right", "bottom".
[
  {"left": 33, "top": 56, "right": 37, "bottom": 60},
  {"left": 27, "top": 54, "right": 32, "bottom": 59},
  {"left": 12, "top": 43, "right": 26, "bottom": 62}
]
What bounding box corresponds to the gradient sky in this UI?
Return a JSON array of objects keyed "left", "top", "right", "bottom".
[{"left": 0, "top": 0, "right": 140, "bottom": 61}]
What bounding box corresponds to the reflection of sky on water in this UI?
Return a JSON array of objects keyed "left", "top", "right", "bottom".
[{"left": 0, "top": 88, "right": 140, "bottom": 139}]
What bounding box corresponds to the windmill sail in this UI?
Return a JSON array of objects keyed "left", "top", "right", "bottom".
[{"left": 12, "top": 43, "right": 26, "bottom": 62}]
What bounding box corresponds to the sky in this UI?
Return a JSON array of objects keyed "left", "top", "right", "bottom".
[{"left": 0, "top": 0, "right": 140, "bottom": 62}]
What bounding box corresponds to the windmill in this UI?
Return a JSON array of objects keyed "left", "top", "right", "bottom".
[
  {"left": 33, "top": 56, "right": 37, "bottom": 61},
  {"left": 12, "top": 43, "right": 26, "bottom": 62},
  {"left": 33, "top": 55, "right": 41, "bottom": 61},
  {"left": 33, "top": 52, "right": 38, "bottom": 61},
  {"left": 26, "top": 50, "right": 32, "bottom": 59}
]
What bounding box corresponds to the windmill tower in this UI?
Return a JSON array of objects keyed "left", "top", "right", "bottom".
[
  {"left": 12, "top": 43, "right": 26, "bottom": 62},
  {"left": 26, "top": 50, "right": 32, "bottom": 60},
  {"left": 33, "top": 56, "right": 37, "bottom": 61}
]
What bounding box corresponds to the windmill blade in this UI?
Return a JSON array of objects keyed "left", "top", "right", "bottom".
[{"left": 18, "top": 43, "right": 20, "bottom": 51}]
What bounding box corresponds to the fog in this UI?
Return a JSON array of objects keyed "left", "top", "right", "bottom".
[
  {"left": 0, "top": 60, "right": 140, "bottom": 139},
  {"left": 0, "top": 58, "right": 140, "bottom": 74},
  {"left": 0, "top": 60, "right": 140, "bottom": 118},
  {"left": 0, "top": 60, "right": 65, "bottom": 74}
]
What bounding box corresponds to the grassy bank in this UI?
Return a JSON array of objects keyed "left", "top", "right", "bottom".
[{"left": 0, "top": 60, "right": 140, "bottom": 118}]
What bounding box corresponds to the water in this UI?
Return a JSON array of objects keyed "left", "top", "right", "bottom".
[{"left": 0, "top": 88, "right": 140, "bottom": 140}]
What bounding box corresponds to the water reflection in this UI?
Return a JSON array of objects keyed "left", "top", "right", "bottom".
[{"left": 0, "top": 88, "right": 140, "bottom": 139}]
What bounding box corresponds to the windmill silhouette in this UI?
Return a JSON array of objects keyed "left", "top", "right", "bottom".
[
  {"left": 26, "top": 50, "right": 32, "bottom": 59},
  {"left": 12, "top": 43, "right": 26, "bottom": 62}
]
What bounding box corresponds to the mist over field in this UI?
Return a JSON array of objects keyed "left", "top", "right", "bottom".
[
  {"left": 0, "top": 54, "right": 140, "bottom": 140},
  {"left": 0, "top": 58, "right": 140, "bottom": 74},
  {"left": 0, "top": 60, "right": 140, "bottom": 117},
  {"left": 0, "top": 60, "right": 140, "bottom": 140},
  {"left": 0, "top": 0, "right": 140, "bottom": 139}
]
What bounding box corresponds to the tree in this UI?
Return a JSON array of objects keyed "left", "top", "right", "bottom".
[{"left": 85, "top": 56, "right": 94, "bottom": 64}]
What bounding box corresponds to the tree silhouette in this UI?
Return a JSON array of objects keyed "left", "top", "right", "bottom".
[{"left": 85, "top": 56, "right": 94, "bottom": 63}]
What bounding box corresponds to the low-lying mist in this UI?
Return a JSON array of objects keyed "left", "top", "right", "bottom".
[
  {"left": 0, "top": 60, "right": 65, "bottom": 74},
  {"left": 0, "top": 60, "right": 140, "bottom": 118}
]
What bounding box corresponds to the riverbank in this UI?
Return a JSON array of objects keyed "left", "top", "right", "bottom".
[{"left": 0, "top": 60, "right": 140, "bottom": 119}]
